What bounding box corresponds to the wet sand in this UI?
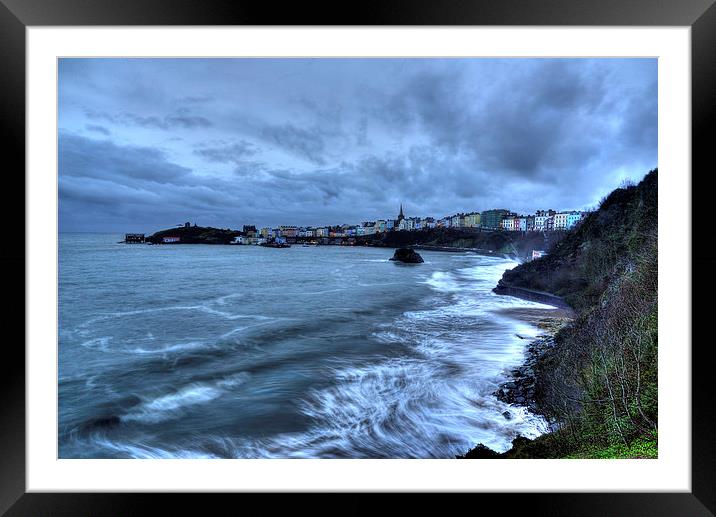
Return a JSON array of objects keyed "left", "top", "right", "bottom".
[{"left": 495, "top": 306, "right": 574, "bottom": 328}]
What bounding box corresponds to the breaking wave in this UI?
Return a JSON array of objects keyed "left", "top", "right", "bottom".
[{"left": 59, "top": 239, "right": 555, "bottom": 459}]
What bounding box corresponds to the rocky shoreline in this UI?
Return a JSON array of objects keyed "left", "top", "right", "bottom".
[
  {"left": 457, "top": 310, "right": 571, "bottom": 459},
  {"left": 493, "top": 314, "right": 570, "bottom": 415}
]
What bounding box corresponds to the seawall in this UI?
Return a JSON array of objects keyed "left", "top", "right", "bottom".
[{"left": 493, "top": 285, "right": 571, "bottom": 310}]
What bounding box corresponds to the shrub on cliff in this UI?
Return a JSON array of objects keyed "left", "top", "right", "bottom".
[
  {"left": 497, "top": 169, "right": 657, "bottom": 311},
  {"left": 495, "top": 169, "right": 659, "bottom": 457},
  {"left": 536, "top": 230, "right": 658, "bottom": 450}
]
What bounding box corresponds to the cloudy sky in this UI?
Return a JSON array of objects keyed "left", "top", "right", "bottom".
[{"left": 59, "top": 58, "right": 657, "bottom": 233}]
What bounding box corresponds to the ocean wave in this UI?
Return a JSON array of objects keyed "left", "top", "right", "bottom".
[
  {"left": 122, "top": 372, "right": 250, "bottom": 424},
  {"left": 128, "top": 341, "right": 212, "bottom": 355},
  {"left": 60, "top": 250, "right": 553, "bottom": 459},
  {"left": 79, "top": 336, "right": 113, "bottom": 351},
  {"left": 221, "top": 357, "right": 548, "bottom": 458},
  {"left": 75, "top": 305, "right": 271, "bottom": 331},
  {"left": 89, "top": 437, "right": 220, "bottom": 459},
  {"left": 217, "top": 320, "right": 282, "bottom": 340},
  {"left": 300, "top": 287, "right": 349, "bottom": 295},
  {"left": 423, "top": 271, "right": 461, "bottom": 292}
]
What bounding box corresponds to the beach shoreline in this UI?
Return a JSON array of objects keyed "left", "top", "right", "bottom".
[{"left": 492, "top": 302, "right": 574, "bottom": 420}]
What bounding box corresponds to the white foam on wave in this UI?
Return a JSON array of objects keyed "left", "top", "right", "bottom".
[
  {"left": 81, "top": 337, "right": 217, "bottom": 356},
  {"left": 79, "top": 336, "right": 113, "bottom": 351},
  {"left": 222, "top": 356, "right": 548, "bottom": 458},
  {"left": 73, "top": 306, "right": 280, "bottom": 356},
  {"left": 423, "top": 271, "right": 461, "bottom": 292},
  {"left": 71, "top": 257, "right": 553, "bottom": 458},
  {"left": 90, "top": 437, "right": 220, "bottom": 459},
  {"left": 357, "top": 281, "right": 405, "bottom": 287},
  {"left": 218, "top": 320, "right": 281, "bottom": 340},
  {"left": 213, "top": 292, "right": 245, "bottom": 305},
  {"left": 217, "top": 372, "right": 251, "bottom": 388},
  {"left": 122, "top": 372, "right": 250, "bottom": 424},
  {"left": 129, "top": 341, "right": 212, "bottom": 355},
  {"left": 75, "top": 304, "right": 270, "bottom": 331},
  {"left": 123, "top": 384, "right": 223, "bottom": 424},
  {"left": 260, "top": 259, "right": 549, "bottom": 457},
  {"left": 214, "top": 263, "right": 553, "bottom": 458}
]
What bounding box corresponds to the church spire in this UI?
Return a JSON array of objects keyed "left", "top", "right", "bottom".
[{"left": 398, "top": 203, "right": 404, "bottom": 220}]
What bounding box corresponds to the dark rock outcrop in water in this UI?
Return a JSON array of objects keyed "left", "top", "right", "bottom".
[{"left": 389, "top": 247, "right": 424, "bottom": 263}]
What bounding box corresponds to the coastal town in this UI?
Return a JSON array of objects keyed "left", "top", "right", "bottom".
[
  {"left": 244, "top": 205, "right": 588, "bottom": 243},
  {"left": 127, "top": 204, "right": 589, "bottom": 251}
]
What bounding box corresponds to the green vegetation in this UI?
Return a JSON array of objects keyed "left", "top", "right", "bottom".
[
  {"left": 459, "top": 429, "right": 658, "bottom": 459},
  {"left": 564, "top": 431, "right": 658, "bottom": 459},
  {"left": 478, "top": 169, "right": 659, "bottom": 459}
]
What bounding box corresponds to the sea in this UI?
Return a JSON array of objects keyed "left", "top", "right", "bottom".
[{"left": 58, "top": 233, "right": 554, "bottom": 459}]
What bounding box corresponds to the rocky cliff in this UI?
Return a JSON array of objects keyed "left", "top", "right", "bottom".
[{"left": 463, "top": 169, "right": 659, "bottom": 459}]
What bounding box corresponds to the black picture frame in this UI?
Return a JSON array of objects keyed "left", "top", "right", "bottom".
[{"left": 1, "top": 0, "right": 713, "bottom": 514}]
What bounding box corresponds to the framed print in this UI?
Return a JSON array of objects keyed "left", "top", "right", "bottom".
[{"left": 2, "top": 0, "right": 715, "bottom": 514}]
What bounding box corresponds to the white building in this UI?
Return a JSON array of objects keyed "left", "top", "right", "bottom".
[
  {"left": 534, "top": 215, "right": 549, "bottom": 231},
  {"left": 553, "top": 213, "right": 569, "bottom": 230}
]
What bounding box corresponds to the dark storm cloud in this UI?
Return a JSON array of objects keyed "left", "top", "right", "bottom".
[
  {"left": 261, "top": 124, "right": 327, "bottom": 165},
  {"left": 464, "top": 62, "right": 611, "bottom": 177},
  {"left": 194, "top": 140, "right": 258, "bottom": 164},
  {"left": 375, "top": 61, "right": 614, "bottom": 179},
  {"left": 379, "top": 69, "right": 467, "bottom": 151},
  {"left": 59, "top": 132, "right": 192, "bottom": 186},
  {"left": 58, "top": 58, "right": 657, "bottom": 232}
]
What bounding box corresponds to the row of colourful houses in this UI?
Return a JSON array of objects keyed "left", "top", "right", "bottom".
[
  {"left": 499, "top": 209, "right": 586, "bottom": 232},
  {"left": 233, "top": 204, "right": 588, "bottom": 243}
]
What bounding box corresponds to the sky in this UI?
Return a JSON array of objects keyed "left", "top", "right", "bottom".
[{"left": 58, "top": 58, "right": 657, "bottom": 233}]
